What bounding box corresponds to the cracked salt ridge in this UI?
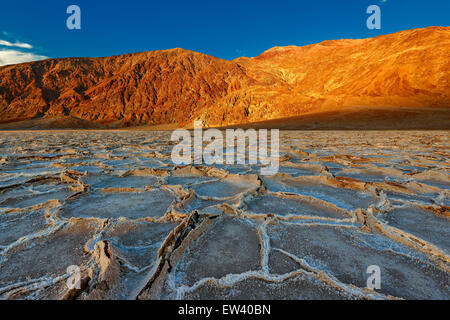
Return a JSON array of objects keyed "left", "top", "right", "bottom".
[
  {"left": 336, "top": 173, "right": 408, "bottom": 184},
  {"left": 0, "top": 219, "right": 99, "bottom": 298},
  {"left": 0, "top": 133, "right": 448, "bottom": 298},
  {"left": 277, "top": 167, "right": 322, "bottom": 177},
  {"left": 383, "top": 191, "right": 439, "bottom": 207},
  {"left": 268, "top": 223, "right": 450, "bottom": 300},
  {"left": 379, "top": 205, "right": 450, "bottom": 254},
  {"left": 88, "top": 220, "right": 180, "bottom": 300},
  {"left": 191, "top": 179, "right": 258, "bottom": 200},
  {"left": 1, "top": 167, "right": 62, "bottom": 179},
  {"left": 159, "top": 216, "right": 388, "bottom": 300},
  {"left": 104, "top": 220, "right": 178, "bottom": 269},
  {"left": 0, "top": 175, "right": 31, "bottom": 188},
  {"left": 179, "top": 195, "right": 238, "bottom": 215},
  {"left": 70, "top": 165, "right": 105, "bottom": 174},
  {"left": 61, "top": 188, "right": 176, "bottom": 220},
  {"left": 0, "top": 209, "right": 49, "bottom": 247},
  {"left": 334, "top": 166, "right": 409, "bottom": 184},
  {"left": 79, "top": 173, "right": 159, "bottom": 190},
  {"left": 101, "top": 159, "right": 140, "bottom": 168},
  {"left": 413, "top": 178, "right": 450, "bottom": 191},
  {"left": 395, "top": 164, "right": 430, "bottom": 174},
  {"left": 0, "top": 185, "right": 73, "bottom": 209},
  {"left": 243, "top": 193, "right": 350, "bottom": 219},
  {"left": 136, "top": 159, "right": 171, "bottom": 170},
  {"left": 261, "top": 175, "right": 376, "bottom": 211},
  {"left": 153, "top": 216, "right": 262, "bottom": 299},
  {"left": 180, "top": 274, "right": 360, "bottom": 300},
  {"left": 169, "top": 216, "right": 262, "bottom": 286},
  {"left": 164, "top": 175, "right": 215, "bottom": 186}
]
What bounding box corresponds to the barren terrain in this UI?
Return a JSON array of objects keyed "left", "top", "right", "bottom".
[
  {"left": 0, "top": 130, "right": 448, "bottom": 300},
  {"left": 1, "top": 26, "right": 449, "bottom": 129}
]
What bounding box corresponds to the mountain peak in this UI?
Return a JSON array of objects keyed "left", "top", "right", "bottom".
[{"left": 0, "top": 26, "right": 449, "bottom": 129}]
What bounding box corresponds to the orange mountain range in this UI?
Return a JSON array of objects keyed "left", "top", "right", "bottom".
[{"left": 0, "top": 26, "right": 449, "bottom": 130}]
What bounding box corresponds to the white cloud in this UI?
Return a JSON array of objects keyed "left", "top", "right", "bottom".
[
  {"left": 0, "top": 33, "right": 48, "bottom": 66},
  {"left": 0, "top": 49, "right": 48, "bottom": 67},
  {"left": 0, "top": 39, "right": 33, "bottom": 49}
]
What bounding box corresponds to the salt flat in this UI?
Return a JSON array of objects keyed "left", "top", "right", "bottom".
[{"left": 0, "top": 130, "right": 448, "bottom": 300}]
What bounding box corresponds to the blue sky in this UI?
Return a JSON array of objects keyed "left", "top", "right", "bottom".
[{"left": 0, "top": 0, "right": 449, "bottom": 66}]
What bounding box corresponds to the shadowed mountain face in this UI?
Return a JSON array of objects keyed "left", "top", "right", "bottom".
[{"left": 0, "top": 26, "right": 449, "bottom": 129}]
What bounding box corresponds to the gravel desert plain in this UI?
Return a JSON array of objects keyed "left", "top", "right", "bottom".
[{"left": 0, "top": 26, "right": 449, "bottom": 300}]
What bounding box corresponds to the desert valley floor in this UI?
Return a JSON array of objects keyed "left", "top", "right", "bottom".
[{"left": 0, "top": 130, "right": 448, "bottom": 300}]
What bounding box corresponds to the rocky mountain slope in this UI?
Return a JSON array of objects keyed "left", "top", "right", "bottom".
[{"left": 0, "top": 26, "right": 449, "bottom": 128}]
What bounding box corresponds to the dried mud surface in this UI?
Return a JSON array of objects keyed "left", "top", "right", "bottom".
[{"left": 0, "top": 130, "right": 448, "bottom": 300}]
